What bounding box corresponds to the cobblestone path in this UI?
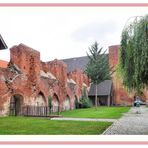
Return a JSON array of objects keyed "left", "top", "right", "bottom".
[{"left": 103, "top": 106, "right": 148, "bottom": 135}]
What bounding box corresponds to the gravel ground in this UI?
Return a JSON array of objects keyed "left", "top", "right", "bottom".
[{"left": 103, "top": 106, "right": 148, "bottom": 135}]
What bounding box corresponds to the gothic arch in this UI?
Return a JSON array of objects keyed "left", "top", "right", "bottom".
[
  {"left": 52, "top": 93, "right": 60, "bottom": 112},
  {"left": 10, "top": 94, "right": 24, "bottom": 116},
  {"left": 63, "top": 95, "right": 71, "bottom": 111},
  {"left": 35, "top": 91, "right": 46, "bottom": 106}
]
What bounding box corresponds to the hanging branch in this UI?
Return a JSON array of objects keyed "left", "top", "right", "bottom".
[{"left": 118, "top": 14, "right": 148, "bottom": 93}]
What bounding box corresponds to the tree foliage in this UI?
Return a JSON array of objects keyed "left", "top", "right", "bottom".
[
  {"left": 85, "top": 42, "right": 111, "bottom": 84},
  {"left": 85, "top": 42, "right": 112, "bottom": 107},
  {"left": 119, "top": 15, "right": 148, "bottom": 92}
]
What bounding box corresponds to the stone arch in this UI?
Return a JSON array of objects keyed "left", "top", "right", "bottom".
[
  {"left": 63, "top": 95, "right": 71, "bottom": 111},
  {"left": 35, "top": 91, "right": 46, "bottom": 106},
  {"left": 10, "top": 94, "right": 24, "bottom": 116},
  {"left": 52, "top": 93, "right": 60, "bottom": 112}
]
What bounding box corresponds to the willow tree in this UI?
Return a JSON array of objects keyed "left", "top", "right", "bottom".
[
  {"left": 85, "top": 42, "right": 111, "bottom": 108},
  {"left": 119, "top": 14, "right": 148, "bottom": 92}
]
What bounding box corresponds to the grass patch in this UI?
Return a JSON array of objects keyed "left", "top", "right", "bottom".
[
  {"left": 0, "top": 117, "right": 112, "bottom": 135},
  {"left": 60, "top": 106, "right": 130, "bottom": 119}
]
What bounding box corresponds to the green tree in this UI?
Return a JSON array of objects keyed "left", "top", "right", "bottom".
[
  {"left": 119, "top": 15, "right": 148, "bottom": 92},
  {"left": 85, "top": 42, "right": 112, "bottom": 108}
]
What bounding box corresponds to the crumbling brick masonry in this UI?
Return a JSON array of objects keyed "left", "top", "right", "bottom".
[{"left": 0, "top": 44, "right": 89, "bottom": 116}]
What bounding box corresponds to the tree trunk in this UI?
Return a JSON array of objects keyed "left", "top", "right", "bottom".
[
  {"left": 107, "top": 96, "right": 110, "bottom": 107},
  {"left": 95, "top": 84, "right": 98, "bottom": 109}
]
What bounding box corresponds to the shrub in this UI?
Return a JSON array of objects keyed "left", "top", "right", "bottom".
[{"left": 79, "top": 97, "right": 92, "bottom": 108}]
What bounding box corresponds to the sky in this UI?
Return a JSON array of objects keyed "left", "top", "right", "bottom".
[{"left": 0, "top": 6, "right": 147, "bottom": 62}]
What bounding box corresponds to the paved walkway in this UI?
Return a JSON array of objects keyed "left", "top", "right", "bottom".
[
  {"left": 51, "top": 117, "right": 117, "bottom": 122},
  {"left": 51, "top": 106, "right": 148, "bottom": 135},
  {"left": 103, "top": 106, "right": 148, "bottom": 135}
]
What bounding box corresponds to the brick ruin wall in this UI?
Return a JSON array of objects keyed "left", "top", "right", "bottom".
[
  {"left": 1, "top": 43, "right": 148, "bottom": 115},
  {"left": 0, "top": 44, "right": 89, "bottom": 116},
  {"left": 109, "top": 45, "right": 148, "bottom": 105}
]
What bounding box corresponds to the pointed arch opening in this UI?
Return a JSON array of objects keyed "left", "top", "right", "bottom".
[
  {"left": 10, "top": 94, "right": 24, "bottom": 116},
  {"left": 52, "top": 93, "right": 60, "bottom": 112},
  {"left": 35, "top": 92, "right": 46, "bottom": 106},
  {"left": 63, "top": 95, "right": 71, "bottom": 111}
]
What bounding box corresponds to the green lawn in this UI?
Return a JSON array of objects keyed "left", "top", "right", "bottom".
[
  {"left": 0, "top": 117, "right": 112, "bottom": 135},
  {"left": 60, "top": 106, "right": 130, "bottom": 119}
]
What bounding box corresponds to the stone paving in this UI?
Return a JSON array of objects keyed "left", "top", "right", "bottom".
[
  {"left": 103, "top": 106, "right": 148, "bottom": 135},
  {"left": 51, "top": 117, "right": 117, "bottom": 122}
]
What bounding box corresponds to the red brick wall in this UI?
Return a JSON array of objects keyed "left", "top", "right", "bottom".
[
  {"left": 0, "top": 43, "right": 90, "bottom": 115},
  {"left": 48, "top": 59, "right": 67, "bottom": 88},
  {"left": 10, "top": 44, "right": 40, "bottom": 85},
  {"left": 109, "top": 45, "right": 148, "bottom": 105},
  {"left": 0, "top": 60, "right": 8, "bottom": 68},
  {"left": 109, "top": 45, "right": 120, "bottom": 67}
]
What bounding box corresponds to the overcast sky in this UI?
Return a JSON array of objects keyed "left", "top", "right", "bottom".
[{"left": 0, "top": 7, "right": 147, "bottom": 62}]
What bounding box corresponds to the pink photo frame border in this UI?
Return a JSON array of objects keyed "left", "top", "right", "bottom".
[{"left": 0, "top": 2, "right": 148, "bottom": 145}]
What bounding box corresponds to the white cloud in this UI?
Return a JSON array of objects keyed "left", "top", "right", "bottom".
[{"left": 0, "top": 7, "right": 147, "bottom": 62}]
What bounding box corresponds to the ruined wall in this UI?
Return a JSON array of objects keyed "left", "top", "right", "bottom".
[
  {"left": 0, "top": 68, "right": 11, "bottom": 115},
  {"left": 0, "top": 60, "right": 8, "bottom": 68},
  {"left": 48, "top": 59, "right": 67, "bottom": 87},
  {"left": 0, "top": 44, "right": 48, "bottom": 115},
  {"left": 41, "top": 59, "right": 90, "bottom": 110},
  {"left": 0, "top": 43, "right": 90, "bottom": 116},
  {"left": 10, "top": 44, "right": 40, "bottom": 85},
  {"left": 109, "top": 45, "right": 120, "bottom": 67},
  {"left": 109, "top": 45, "right": 134, "bottom": 105},
  {"left": 67, "top": 70, "right": 89, "bottom": 100},
  {"left": 47, "top": 60, "right": 76, "bottom": 110},
  {"left": 109, "top": 45, "right": 148, "bottom": 105}
]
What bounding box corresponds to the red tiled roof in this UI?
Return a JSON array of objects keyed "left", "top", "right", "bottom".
[{"left": 0, "top": 60, "right": 8, "bottom": 68}]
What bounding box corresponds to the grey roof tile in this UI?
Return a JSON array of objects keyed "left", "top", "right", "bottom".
[
  {"left": 62, "top": 56, "right": 112, "bottom": 96},
  {"left": 62, "top": 56, "right": 89, "bottom": 72},
  {"left": 88, "top": 80, "right": 112, "bottom": 96}
]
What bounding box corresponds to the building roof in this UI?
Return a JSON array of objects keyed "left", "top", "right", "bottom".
[
  {"left": 0, "top": 34, "right": 7, "bottom": 50},
  {"left": 62, "top": 55, "right": 108, "bottom": 72},
  {"left": 0, "top": 60, "right": 8, "bottom": 68},
  {"left": 62, "top": 56, "right": 89, "bottom": 72},
  {"left": 88, "top": 80, "right": 112, "bottom": 96},
  {"left": 62, "top": 55, "right": 112, "bottom": 97}
]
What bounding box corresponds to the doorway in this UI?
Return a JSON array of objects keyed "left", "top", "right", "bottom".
[{"left": 10, "top": 94, "right": 23, "bottom": 116}]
